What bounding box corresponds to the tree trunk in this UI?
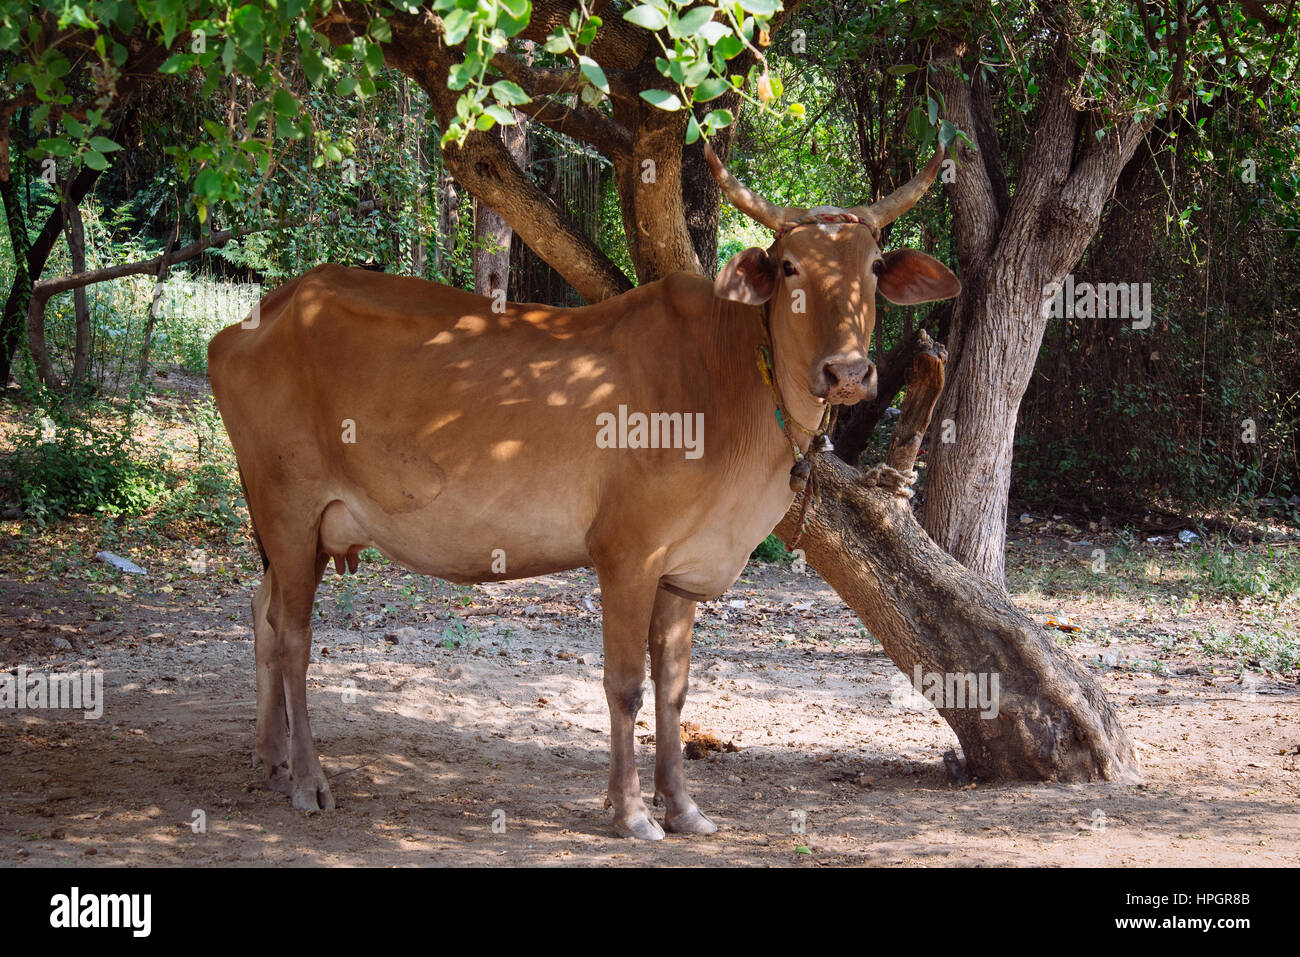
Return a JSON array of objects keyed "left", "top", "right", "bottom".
[
  {"left": 781, "top": 339, "right": 1139, "bottom": 781},
  {"left": 435, "top": 169, "right": 460, "bottom": 283},
  {"left": 472, "top": 115, "right": 526, "bottom": 298},
  {"left": 65, "top": 197, "right": 90, "bottom": 387},
  {"left": 921, "top": 54, "right": 1155, "bottom": 590},
  {"left": 0, "top": 155, "right": 31, "bottom": 388},
  {"left": 778, "top": 456, "right": 1140, "bottom": 782}
]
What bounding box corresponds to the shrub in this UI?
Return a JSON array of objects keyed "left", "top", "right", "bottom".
[{"left": 1, "top": 397, "right": 169, "bottom": 524}]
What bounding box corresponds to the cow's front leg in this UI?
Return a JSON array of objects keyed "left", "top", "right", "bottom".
[
  {"left": 649, "top": 587, "right": 716, "bottom": 835},
  {"left": 596, "top": 566, "right": 663, "bottom": 840}
]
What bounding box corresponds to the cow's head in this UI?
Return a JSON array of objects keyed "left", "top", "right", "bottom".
[{"left": 707, "top": 144, "right": 960, "bottom": 405}]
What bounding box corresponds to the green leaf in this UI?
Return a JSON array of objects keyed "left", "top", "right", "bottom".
[
  {"left": 715, "top": 35, "right": 743, "bottom": 61},
  {"left": 737, "top": 0, "right": 780, "bottom": 16},
  {"left": 194, "top": 167, "right": 222, "bottom": 201},
  {"left": 37, "top": 137, "right": 75, "bottom": 158},
  {"left": 231, "top": 4, "right": 265, "bottom": 51},
  {"left": 672, "top": 7, "right": 714, "bottom": 37},
  {"left": 698, "top": 21, "right": 729, "bottom": 44},
  {"left": 491, "top": 80, "right": 530, "bottom": 105},
  {"left": 693, "top": 77, "right": 729, "bottom": 102},
  {"left": 579, "top": 56, "right": 609, "bottom": 93},
  {"left": 702, "top": 108, "right": 735, "bottom": 130},
  {"left": 887, "top": 64, "right": 918, "bottom": 76},
  {"left": 624, "top": 6, "right": 668, "bottom": 31},
  {"left": 88, "top": 136, "right": 121, "bottom": 153},
  {"left": 82, "top": 149, "right": 109, "bottom": 171},
  {"left": 159, "top": 52, "right": 198, "bottom": 74},
  {"left": 640, "top": 89, "right": 682, "bottom": 111},
  {"left": 443, "top": 9, "right": 474, "bottom": 46},
  {"left": 272, "top": 89, "right": 298, "bottom": 117},
  {"left": 484, "top": 104, "right": 517, "bottom": 125},
  {"left": 685, "top": 113, "right": 701, "bottom": 144}
]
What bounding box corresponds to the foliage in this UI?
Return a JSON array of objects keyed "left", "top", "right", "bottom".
[{"left": 0, "top": 391, "right": 167, "bottom": 523}]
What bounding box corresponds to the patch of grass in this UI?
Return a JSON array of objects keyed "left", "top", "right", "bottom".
[{"left": 1191, "top": 625, "right": 1300, "bottom": 674}]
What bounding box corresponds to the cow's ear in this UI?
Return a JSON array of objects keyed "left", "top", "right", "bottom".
[
  {"left": 715, "top": 247, "right": 778, "bottom": 304},
  {"left": 875, "top": 249, "right": 961, "bottom": 305}
]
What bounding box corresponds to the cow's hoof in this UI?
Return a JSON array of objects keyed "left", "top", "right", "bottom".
[
  {"left": 264, "top": 762, "right": 294, "bottom": 796},
  {"left": 665, "top": 807, "right": 717, "bottom": 835},
  {"left": 613, "top": 813, "right": 665, "bottom": 841},
  {"left": 291, "top": 777, "right": 336, "bottom": 812}
]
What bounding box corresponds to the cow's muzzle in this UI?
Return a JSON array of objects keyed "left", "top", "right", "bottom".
[{"left": 817, "top": 357, "right": 877, "bottom": 404}]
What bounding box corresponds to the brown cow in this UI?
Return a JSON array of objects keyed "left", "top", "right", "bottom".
[{"left": 208, "top": 145, "right": 959, "bottom": 839}]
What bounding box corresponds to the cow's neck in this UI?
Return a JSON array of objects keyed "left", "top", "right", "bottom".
[{"left": 705, "top": 298, "right": 825, "bottom": 465}]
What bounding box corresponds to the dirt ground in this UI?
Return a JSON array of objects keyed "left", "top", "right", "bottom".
[{"left": 2, "top": 530, "right": 1297, "bottom": 867}]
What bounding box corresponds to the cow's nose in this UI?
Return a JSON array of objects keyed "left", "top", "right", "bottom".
[{"left": 821, "top": 358, "right": 876, "bottom": 402}]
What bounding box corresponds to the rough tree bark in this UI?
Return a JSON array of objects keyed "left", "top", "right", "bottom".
[
  {"left": 780, "top": 340, "right": 1139, "bottom": 781},
  {"left": 472, "top": 115, "right": 526, "bottom": 298},
  {"left": 65, "top": 195, "right": 90, "bottom": 387},
  {"left": 920, "top": 41, "right": 1158, "bottom": 590}
]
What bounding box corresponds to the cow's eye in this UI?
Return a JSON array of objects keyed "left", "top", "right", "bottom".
[
  {"left": 782, "top": 260, "right": 798, "bottom": 277},
  {"left": 871, "top": 258, "right": 885, "bottom": 276}
]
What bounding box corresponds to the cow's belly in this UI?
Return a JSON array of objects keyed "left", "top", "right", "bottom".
[{"left": 321, "top": 481, "right": 593, "bottom": 584}]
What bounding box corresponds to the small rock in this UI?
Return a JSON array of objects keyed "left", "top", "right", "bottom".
[
  {"left": 94, "top": 551, "right": 147, "bottom": 575},
  {"left": 386, "top": 627, "right": 420, "bottom": 645},
  {"left": 1177, "top": 530, "right": 1199, "bottom": 544},
  {"left": 52, "top": 637, "right": 73, "bottom": 651}
]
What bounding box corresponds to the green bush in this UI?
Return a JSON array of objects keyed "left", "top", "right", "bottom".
[
  {"left": 750, "top": 533, "right": 792, "bottom": 564},
  {"left": 0, "top": 397, "right": 169, "bottom": 524}
]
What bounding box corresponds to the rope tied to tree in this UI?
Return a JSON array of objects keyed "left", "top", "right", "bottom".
[{"left": 862, "top": 463, "right": 918, "bottom": 498}]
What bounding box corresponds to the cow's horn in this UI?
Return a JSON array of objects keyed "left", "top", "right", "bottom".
[
  {"left": 704, "top": 142, "right": 804, "bottom": 231},
  {"left": 851, "top": 145, "right": 945, "bottom": 229}
]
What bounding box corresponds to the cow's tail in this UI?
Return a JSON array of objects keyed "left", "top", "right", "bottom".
[{"left": 237, "top": 466, "right": 270, "bottom": 572}]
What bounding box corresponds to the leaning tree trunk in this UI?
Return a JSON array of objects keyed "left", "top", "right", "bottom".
[
  {"left": 780, "top": 341, "right": 1139, "bottom": 781},
  {"left": 780, "top": 460, "right": 1140, "bottom": 781},
  {"left": 0, "top": 158, "right": 31, "bottom": 387},
  {"left": 65, "top": 196, "right": 90, "bottom": 387}
]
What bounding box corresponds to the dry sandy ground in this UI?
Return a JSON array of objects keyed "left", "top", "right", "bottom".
[{"left": 2, "top": 550, "right": 1297, "bottom": 868}]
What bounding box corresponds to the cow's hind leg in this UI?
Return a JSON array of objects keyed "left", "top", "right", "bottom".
[
  {"left": 251, "top": 567, "right": 291, "bottom": 794},
  {"left": 649, "top": 588, "right": 716, "bottom": 835},
  {"left": 596, "top": 564, "right": 663, "bottom": 840},
  {"left": 261, "top": 524, "right": 334, "bottom": 812}
]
